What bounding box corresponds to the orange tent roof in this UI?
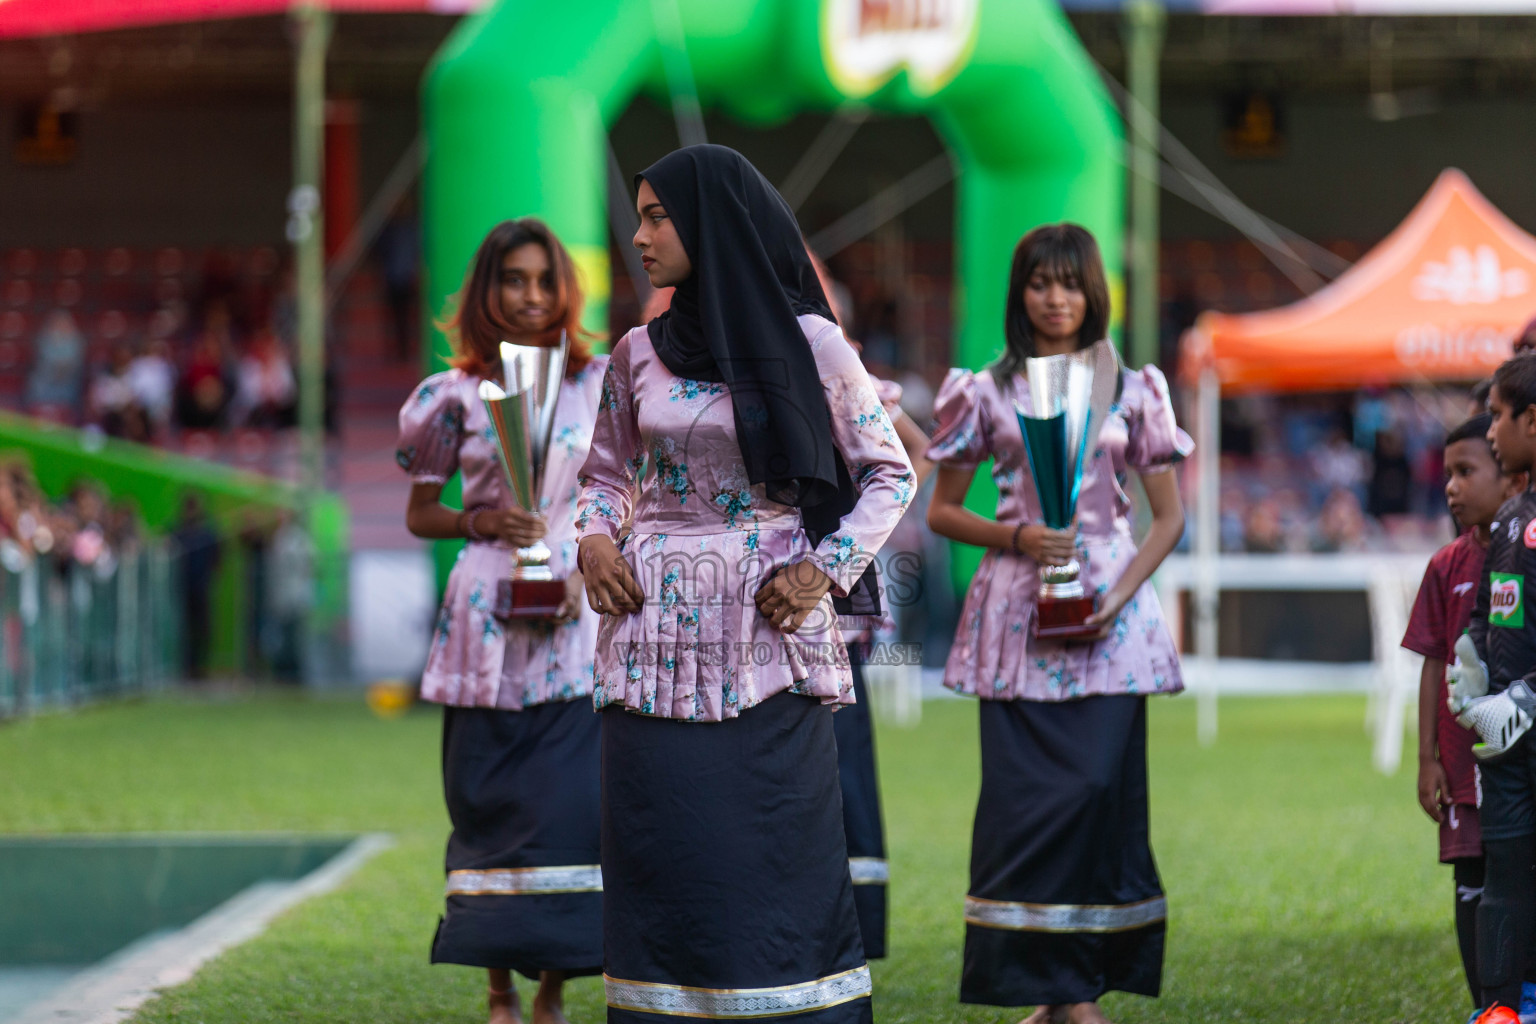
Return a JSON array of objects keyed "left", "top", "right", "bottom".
[{"left": 1180, "top": 169, "right": 1536, "bottom": 394}]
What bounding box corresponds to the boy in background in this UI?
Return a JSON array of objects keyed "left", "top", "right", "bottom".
[
  {"left": 1403, "top": 412, "right": 1526, "bottom": 1013},
  {"left": 1458, "top": 356, "right": 1536, "bottom": 1023}
]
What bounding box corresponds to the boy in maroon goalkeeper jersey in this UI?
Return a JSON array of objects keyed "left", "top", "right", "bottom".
[{"left": 1403, "top": 411, "right": 1527, "bottom": 1013}]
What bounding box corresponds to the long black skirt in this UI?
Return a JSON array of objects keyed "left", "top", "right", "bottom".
[
  {"left": 962, "top": 695, "right": 1165, "bottom": 1007},
  {"left": 601, "top": 691, "right": 873, "bottom": 1024},
  {"left": 430, "top": 699, "right": 604, "bottom": 979},
  {"left": 834, "top": 647, "right": 887, "bottom": 959}
]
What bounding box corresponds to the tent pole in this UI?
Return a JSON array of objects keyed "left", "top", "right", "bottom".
[
  {"left": 1195, "top": 365, "right": 1219, "bottom": 745},
  {"left": 1123, "top": 0, "right": 1164, "bottom": 369}
]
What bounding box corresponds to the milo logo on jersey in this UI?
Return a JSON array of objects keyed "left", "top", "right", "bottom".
[{"left": 1492, "top": 572, "right": 1525, "bottom": 628}]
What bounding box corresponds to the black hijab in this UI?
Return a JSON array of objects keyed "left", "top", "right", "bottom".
[
  {"left": 638, "top": 145, "right": 879, "bottom": 613},
  {"left": 638, "top": 144, "right": 840, "bottom": 511}
]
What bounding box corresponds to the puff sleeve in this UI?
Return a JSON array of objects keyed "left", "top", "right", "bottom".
[
  {"left": 1123, "top": 364, "right": 1195, "bottom": 473},
  {"left": 870, "top": 375, "right": 904, "bottom": 417},
  {"left": 575, "top": 334, "right": 643, "bottom": 543},
  {"left": 395, "top": 371, "right": 464, "bottom": 485},
  {"left": 924, "top": 368, "right": 989, "bottom": 466}
]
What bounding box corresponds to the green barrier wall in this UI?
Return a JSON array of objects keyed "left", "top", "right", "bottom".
[
  {"left": 422, "top": 0, "right": 1124, "bottom": 589},
  {"left": 0, "top": 412, "right": 349, "bottom": 677}
]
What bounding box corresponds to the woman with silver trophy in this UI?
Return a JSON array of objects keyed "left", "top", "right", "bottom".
[
  {"left": 926, "top": 224, "right": 1192, "bottom": 1024},
  {"left": 396, "top": 218, "right": 608, "bottom": 1024}
]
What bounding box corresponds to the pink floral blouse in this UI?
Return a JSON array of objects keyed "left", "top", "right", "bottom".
[
  {"left": 396, "top": 358, "right": 608, "bottom": 709},
  {"left": 575, "top": 316, "right": 915, "bottom": 722},
  {"left": 927, "top": 363, "right": 1194, "bottom": 702}
]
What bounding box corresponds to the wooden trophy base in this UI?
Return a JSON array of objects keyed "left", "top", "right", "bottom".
[
  {"left": 495, "top": 578, "right": 567, "bottom": 620},
  {"left": 1034, "top": 594, "right": 1099, "bottom": 641}
]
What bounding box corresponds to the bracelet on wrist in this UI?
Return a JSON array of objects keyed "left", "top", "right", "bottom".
[
  {"left": 1011, "top": 523, "right": 1025, "bottom": 556},
  {"left": 462, "top": 504, "right": 493, "bottom": 543}
]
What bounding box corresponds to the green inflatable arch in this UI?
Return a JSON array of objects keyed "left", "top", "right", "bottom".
[{"left": 422, "top": 0, "right": 1124, "bottom": 585}]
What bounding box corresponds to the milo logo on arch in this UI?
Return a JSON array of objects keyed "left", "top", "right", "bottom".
[{"left": 1492, "top": 572, "right": 1525, "bottom": 628}]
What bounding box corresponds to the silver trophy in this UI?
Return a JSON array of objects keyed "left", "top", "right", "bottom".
[
  {"left": 477, "top": 332, "right": 569, "bottom": 618},
  {"left": 1014, "top": 338, "right": 1120, "bottom": 639}
]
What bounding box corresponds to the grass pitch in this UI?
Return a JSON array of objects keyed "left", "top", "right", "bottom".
[{"left": 0, "top": 693, "right": 1463, "bottom": 1023}]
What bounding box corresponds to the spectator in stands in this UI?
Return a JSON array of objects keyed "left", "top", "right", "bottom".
[
  {"left": 860, "top": 297, "right": 902, "bottom": 372},
  {"left": 376, "top": 195, "right": 420, "bottom": 360},
  {"left": 1515, "top": 314, "right": 1536, "bottom": 355},
  {"left": 1310, "top": 423, "right": 1367, "bottom": 508},
  {"left": 108, "top": 498, "right": 141, "bottom": 558},
  {"left": 67, "top": 483, "right": 110, "bottom": 571},
  {"left": 41, "top": 498, "right": 75, "bottom": 572},
  {"left": 1354, "top": 388, "right": 1391, "bottom": 453},
  {"left": 266, "top": 508, "right": 312, "bottom": 683},
  {"left": 0, "top": 467, "right": 21, "bottom": 552},
  {"left": 89, "top": 344, "right": 151, "bottom": 442},
  {"left": 1244, "top": 497, "right": 1287, "bottom": 553},
  {"left": 0, "top": 466, "right": 88, "bottom": 568},
  {"left": 198, "top": 249, "right": 242, "bottom": 330},
  {"left": 172, "top": 495, "right": 221, "bottom": 681},
  {"left": 26, "top": 310, "right": 86, "bottom": 421},
  {"left": 1471, "top": 378, "right": 1494, "bottom": 417},
  {"left": 238, "top": 511, "right": 272, "bottom": 678},
  {"left": 177, "top": 303, "right": 236, "bottom": 430},
  {"left": 1312, "top": 487, "right": 1372, "bottom": 553},
  {"left": 1369, "top": 426, "right": 1414, "bottom": 521},
  {"left": 237, "top": 248, "right": 281, "bottom": 341},
  {"left": 1, "top": 466, "right": 41, "bottom": 557},
  {"left": 1220, "top": 485, "right": 1248, "bottom": 552},
  {"left": 231, "top": 328, "right": 297, "bottom": 430},
  {"left": 128, "top": 337, "right": 177, "bottom": 438},
  {"left": 1161, "top": 284, "right": 1198, "bottom": 370}
]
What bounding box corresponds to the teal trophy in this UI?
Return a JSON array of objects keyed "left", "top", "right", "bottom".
[{"left": 1015, "top": 339, "right": 1120, "bottom": 640}]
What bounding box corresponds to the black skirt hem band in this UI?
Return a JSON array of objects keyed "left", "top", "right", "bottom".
[
  {"left": 964, "top": 895, "right": 1166, "bottom": 933},
  {"left": 604, "top": 965, "right": 872, "bottom": 1018},
  {"left": 848, "top": 858, "right": 887, "bottom": 886}
]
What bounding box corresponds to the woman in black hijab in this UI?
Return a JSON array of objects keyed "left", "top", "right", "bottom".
[{"left": 575, "top": 145, "right": 915, "bottom": 1024}]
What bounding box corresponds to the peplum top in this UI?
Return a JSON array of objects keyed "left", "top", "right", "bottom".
[
  {"left": 396, "top": 357, "right": 608, "bottom": 709},
  {"left": 926, "top": 362, "right": 1193, "bottom": 702},
  {"left": 574, "top": 315, "right": 915, "bottom": 722}
]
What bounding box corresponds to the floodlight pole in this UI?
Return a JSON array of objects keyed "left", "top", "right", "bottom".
[
  {"left": 289, "top": 1, "right": 331, "bottom": 687},
  {"left": 291, "top": 1, "right": 331, "bottom": 501},
  {"left": 1123, "top": 0, "right": 1164, "bottom": 369}
]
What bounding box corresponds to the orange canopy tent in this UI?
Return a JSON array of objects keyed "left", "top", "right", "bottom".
[
  {"left": 1178, "top": 170, "right": 1536, "bottom": 717},
  {"left": 1180, "top": 168, "right": 1536, "bottom": 395}
]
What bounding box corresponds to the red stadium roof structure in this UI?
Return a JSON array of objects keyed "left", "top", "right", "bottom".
[{"left": 0, "top": 0, "right": 481, "bottom": 39}]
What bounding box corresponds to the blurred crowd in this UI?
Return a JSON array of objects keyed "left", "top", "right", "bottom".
[
  {"left": 1213, "top": 386, "right": 1481, "bottom": 555},
  {"left": 0, "top": 462, "right": 142, "bottom": 576},
  {"left": 0, "top": 462, "right": 310, "bottom": 684},
  {"left": 27, "top": 284, "right": 297, "bottom": 443},
  {"left": 13, "top": 246, "right": 347, "bottom": 445},
  {"left": 163, "top": 494, "right": 314, "bottom": 684},
  {"left": 1210, "top": 388, "right": 1462, "bottom": 555},
  {"left": 1209, "top": 321, "right": 1536, "bottom": 556}
]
